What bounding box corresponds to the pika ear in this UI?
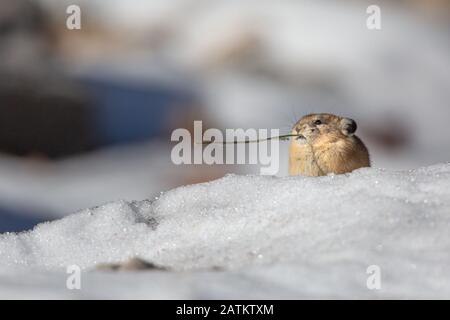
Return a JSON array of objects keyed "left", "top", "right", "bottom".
[{"left": 341, "top": 118, "right": 357, "bottom": 136}]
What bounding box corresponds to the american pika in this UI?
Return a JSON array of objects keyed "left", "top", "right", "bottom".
[{"left": 289, "top": 113, "right": 370, "bottom": 176}]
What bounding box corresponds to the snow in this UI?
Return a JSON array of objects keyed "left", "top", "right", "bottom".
[{"left": 0, "top": 163, "right": 449, "bottom": 299}]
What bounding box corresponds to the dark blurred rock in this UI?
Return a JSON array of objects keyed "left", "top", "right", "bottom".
[
  {"left": 0, "top": 76, "right": 92, "bottom": 158},
  {"left": 0, "top": 0, "right": 92, "bottom": 158},
  {"left": 96, "top": 257, "right": 168, "bottom": 272}
]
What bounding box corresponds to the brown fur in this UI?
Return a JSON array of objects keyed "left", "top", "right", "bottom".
[{"left": 289, "top": 113, "right": 370, "bottom": 176}]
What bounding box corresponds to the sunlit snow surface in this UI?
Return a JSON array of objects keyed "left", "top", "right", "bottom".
[{"left": 1, "top": 164, "right": 450, "bottom": 299}]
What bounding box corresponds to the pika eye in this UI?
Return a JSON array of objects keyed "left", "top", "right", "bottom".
[{"left": 314, "top": 120, "right": 322, "bottom": 125}]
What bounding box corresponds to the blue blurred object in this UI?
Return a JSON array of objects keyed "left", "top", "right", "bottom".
[
  {"left": 79, "top": 76, "right": 196, "bottom": 148},
  {"left": 0, "top": 206, "right": 51, "bottom": 233}
]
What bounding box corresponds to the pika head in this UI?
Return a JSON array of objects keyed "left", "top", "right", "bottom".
[
  {"left": 289, "top": 113, "right": 370, "bottom": 176},
  {"left": 292, "top": 114, "right": 357, "bottom": 146}
]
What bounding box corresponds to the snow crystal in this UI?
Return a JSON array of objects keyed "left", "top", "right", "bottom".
[{"left": 0, "top": 163, "right": 450, "bottom": 298}]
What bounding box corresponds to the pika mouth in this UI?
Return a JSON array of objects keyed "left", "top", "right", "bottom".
[{"left": 296, "top": 134, "right": 306, "bottom": 141}]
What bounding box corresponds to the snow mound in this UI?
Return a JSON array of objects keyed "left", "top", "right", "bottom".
[{"left": 1, "top": 164, "right": 450, "bottom": 298}]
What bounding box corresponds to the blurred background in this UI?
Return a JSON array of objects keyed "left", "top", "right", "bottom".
[{"left": 0, "top": 0, "right": 449, "bottom": 232}]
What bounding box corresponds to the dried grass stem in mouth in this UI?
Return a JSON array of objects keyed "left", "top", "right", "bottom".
[{"left": 200, "top": 133, "right": 304, "bottom": 145}]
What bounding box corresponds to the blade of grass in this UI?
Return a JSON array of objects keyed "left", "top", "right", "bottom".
[{"left": 198, "top": 133, "right": 303, "bottom": 145}]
